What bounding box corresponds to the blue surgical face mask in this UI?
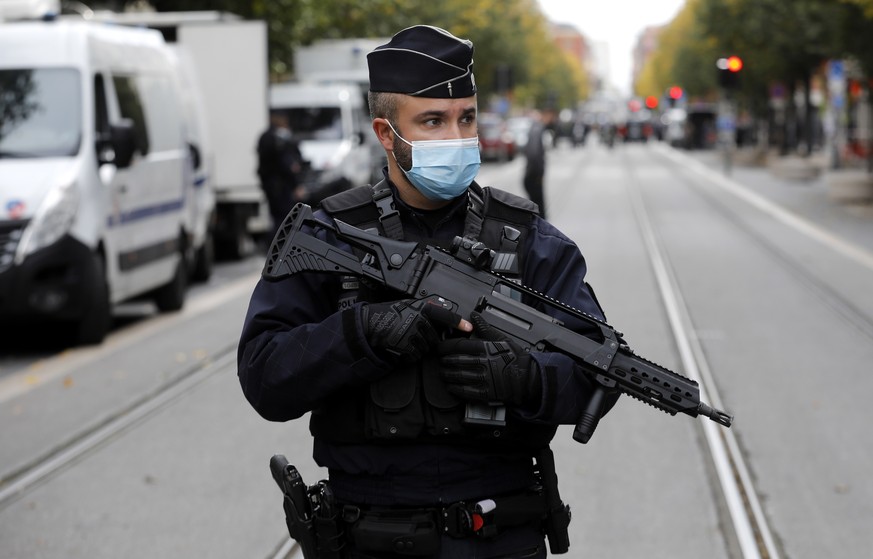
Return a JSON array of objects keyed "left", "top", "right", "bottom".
[{"left": 388, "top": 122, "right": 481, "bottom": 201}]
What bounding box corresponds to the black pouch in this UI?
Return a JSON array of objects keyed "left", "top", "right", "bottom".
[
  {"left": 365, "top": 368, "right": 424, "bottom": 440},
  {"left": 349, "top": 510, "right": 440, "bottom": 556},
  {"left": 421, "top": 360, "right": 465, "bottom": 437}
]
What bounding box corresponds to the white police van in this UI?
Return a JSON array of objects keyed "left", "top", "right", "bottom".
[{"left": 0, "top": 20, "right": 203, "bottom": 344}]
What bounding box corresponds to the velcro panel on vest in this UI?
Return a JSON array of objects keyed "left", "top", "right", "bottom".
[
  {"left": 479, "top": 186, "right": 535, "bottom": 279},
  {"left": 320, "top": 184, "right": 382, "bottom": 231}
]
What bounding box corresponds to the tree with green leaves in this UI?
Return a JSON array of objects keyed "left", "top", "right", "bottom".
[
  {"left": 835, "top": 0, "right": 873, "bottom": 170},
  {"left": 107, "top": 0, "right": 588, "bottom": 112},
  {"left": 635, "top": 0, "right": 721, "bottom": 103}
]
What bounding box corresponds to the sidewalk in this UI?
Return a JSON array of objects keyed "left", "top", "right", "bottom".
[{"left": 678, "top": 147, "right": 873, "bottom": 255}]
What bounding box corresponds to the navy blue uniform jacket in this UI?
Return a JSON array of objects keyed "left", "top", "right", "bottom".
[{"left": 238, "top": 180, "right": 611, "bottom": 505}]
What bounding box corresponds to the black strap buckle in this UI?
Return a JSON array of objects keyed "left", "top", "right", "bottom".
[
  {"left": 441, "top": 502, "right": 475, "bottom": 538},
  {"left": 372, "top": 184, "right": 404, "bottom": 240}
]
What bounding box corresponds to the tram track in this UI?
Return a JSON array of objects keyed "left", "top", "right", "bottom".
[
  {"left": 619, "top": 146, "right": 781, "bottom": 559},
  {"left": 0, "top": 269, "right": 261, "bottom": 509},
  {"left": 0, "top": 344, "right": 237, "bottom": 508},
  {"left": 651, "top": 144, "right": 873, "bottom": 343},
  {"left": 638, "top": 144, "right": 873, "bottom": 557}
]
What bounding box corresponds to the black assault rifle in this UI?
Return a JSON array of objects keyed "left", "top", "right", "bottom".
[{"left": 263, "top": 203, "right": 733, "bottom": 443}]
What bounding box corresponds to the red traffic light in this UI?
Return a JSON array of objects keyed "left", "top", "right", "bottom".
[
  {"left": 668, "top": 86, "right": 683, "bottom": 100},
  {"left": 727, "top": 56, "right": 743, "bottom": 72},
  {"left": 645, "top": 95, "right": 659, "bottom": 109},
  {"left": 717, "top": 56, "right": 743, "bottom": 72}
]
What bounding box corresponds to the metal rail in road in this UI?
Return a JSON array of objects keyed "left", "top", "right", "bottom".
[
  {"left": 630, "top": 147, "right": 779, "bottom": 559},
  {"left": 0, "top": 349, "right": 237, "bottom": 507}
]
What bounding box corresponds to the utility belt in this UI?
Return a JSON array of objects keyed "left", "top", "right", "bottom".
[
  {"left": 342, "top": 490, "right": 547, "bottom": 556},
  {"left": 270, "top": 449, "right": 571, "bottom": 558}
]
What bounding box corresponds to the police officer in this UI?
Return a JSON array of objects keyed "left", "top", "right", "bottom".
[
  {"left": 522, "top": 109, "right": 552, "bottom": 220},
  {"left": 239, "top": 25, "right": 617, "bottom": 558},
  {"left": 257, "top": 111, "right": 305, "bottom": 241}
]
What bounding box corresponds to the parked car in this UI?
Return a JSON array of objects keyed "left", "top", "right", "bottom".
[
  {"left": 623, "top": 119, "right": 652, "bottom": 142},
  {"left": 662, "top": 108, "right": 688, "bottom": 147},
  {"left": 478, "top": 113, "right": 516, "bottom": 161}
]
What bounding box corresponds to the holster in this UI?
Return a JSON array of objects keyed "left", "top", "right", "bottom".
[
  {"left": 536, "top": 448, "right": 571, "bottom": 554},
  {"left": 270, "top": 455, "right": 344, "bottom": 559}
]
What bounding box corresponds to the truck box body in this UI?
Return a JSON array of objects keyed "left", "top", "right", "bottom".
[
  {"left": 290, "top": 38, "right": 392, "bottom": 186},
  {"left": 175, "top": 20, "right": 269, "bottom": 256},
  {"left": 292, "top": 38, "right": 385, "bottom": 86}
]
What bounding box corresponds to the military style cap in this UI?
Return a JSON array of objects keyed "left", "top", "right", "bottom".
[{"left": 367, "top": 25, "right": 476, "bottom": 98}]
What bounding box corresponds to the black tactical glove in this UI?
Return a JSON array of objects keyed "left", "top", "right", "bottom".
[
  {"left": 437, "top": 312, "right": 542, "bottom": 408},
  {"left": 362, "top": 296, "right": 460, "bottom": 363}
]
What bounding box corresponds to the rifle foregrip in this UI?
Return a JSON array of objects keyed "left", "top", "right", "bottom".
[{"left": 572, "top": 386, "right": 608, "bottom": 444}]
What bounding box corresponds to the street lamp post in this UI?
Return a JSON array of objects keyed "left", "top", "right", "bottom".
[{"left": 716, "top": 56, "right": 743, "bottom": 175}]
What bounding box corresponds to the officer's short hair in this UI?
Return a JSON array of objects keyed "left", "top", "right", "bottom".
[{"left": 367, "top": 91, "right": 400, "bottom": 121}]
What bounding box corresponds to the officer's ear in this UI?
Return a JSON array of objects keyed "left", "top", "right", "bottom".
[{"left": 373, "top": 118, "right": 395, "bottom": 151}]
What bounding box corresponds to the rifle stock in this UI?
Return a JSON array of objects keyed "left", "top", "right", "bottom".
[{"left": 264, "top": 204, "right": 733, "bottom": 443}]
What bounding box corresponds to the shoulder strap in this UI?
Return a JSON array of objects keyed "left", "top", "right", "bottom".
[
  {"left": 484, "top": 186, "right": 539, "bottom": 222},
  {"left": 476, "top": 185, "right": 536, "bottom": 288},
  {"left": 319, "top": 180, "right": 406, "bottom": 240},
  {"left": 319, "top": 184, "right": 380, "bottom": 227},
  {"left": 371, "top": 180, "right": 404, "bottom": 240}
]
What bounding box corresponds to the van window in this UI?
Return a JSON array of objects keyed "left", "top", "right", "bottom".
[
  {"left": 285, "top": 107, "right": 343, "bottom": 141},
  {"left": 0, "top": 68, "right": 82, "bottom": 158},
  {"left": 135, "top": 75, "right": 183, "bottom": 153},
  {"left": 353, "top": 106, "right": 369, "bottom": 135},
  {"left": 94, "top": 74, "right": 110, "bottom": 139},
  {"left": 113, "top": 75, "right": 150, "bottom": 155}
]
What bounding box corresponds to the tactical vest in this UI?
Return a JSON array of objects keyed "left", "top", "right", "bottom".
[{"left": 308, "top": 181, "right": 558, "bottom": 450}]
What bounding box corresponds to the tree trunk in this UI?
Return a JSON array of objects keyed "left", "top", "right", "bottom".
[
  {"left": 782, "top": 83, "right": 797, "bottom": 155},
  {"left": 868, "top": 91, "right": 873, "bottom": 174},
  {"left": 803, "top": 70, "right": 814, "bottom": 157}
]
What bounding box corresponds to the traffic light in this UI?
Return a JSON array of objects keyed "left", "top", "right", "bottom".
[
  {"left": 667, "top": 86, "right": 683, "bottom": 107},
  {"left": 494, "top": 63, "right": 514, "bottom": 93},
  {"left": 717, "top": 56, "right": 743, "bottom": 89},
  {"left": 645, "top": 95, "right": 659, "bottom": 109}
]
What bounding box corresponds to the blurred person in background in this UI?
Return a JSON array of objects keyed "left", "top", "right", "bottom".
[
  {"left": 256, "top": 111, "right": 305, "bottom": 241},
  {"left": 523, "top": 109, "right": 552, "bottom": 219}
]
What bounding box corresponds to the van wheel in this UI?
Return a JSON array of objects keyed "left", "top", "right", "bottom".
[
  {"left": 191, "top": 232, "right": 214, "bottom": 282},
  {"left": 226, "top": 226, "right": 250, "bottom": 260},
  {"left": 76, "top": 253, "right": 112, "bottom": 345},
  {"left": 154, "top": 251, "right": 187, "bottom": 312}
]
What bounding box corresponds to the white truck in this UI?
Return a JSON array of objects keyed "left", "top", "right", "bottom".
[
  {"left": 286, "top": 38, "right": 391, "bottom": 187},
  {"left": 83, "top": 10, "right": 270, "bottom": 259},
  {"left": 269, "top": 82, "right": 375, "bottom": 202},
  {"left": 293, "top": 38, "right": 384, "bottom": 87}
]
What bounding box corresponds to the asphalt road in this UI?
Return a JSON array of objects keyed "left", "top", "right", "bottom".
[{"left": 1, "top": 140, "right": 872, "bottom": 558}]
